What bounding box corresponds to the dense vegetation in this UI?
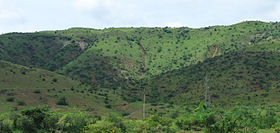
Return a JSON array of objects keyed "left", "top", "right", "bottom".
[
  {"left": 1, "top": 104, "right": 280, "bottom": 133},
  {"left": 0, "top": 33, "right": 84, "bottom": 71}
]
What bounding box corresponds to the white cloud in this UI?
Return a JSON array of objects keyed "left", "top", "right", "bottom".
[
  {"left": 0, "top": 9, "right": 23, "bottom": 20},
  {"left": 0, "top": 0, "right": 23, "bottom": 21},
  {"left": 267, "top": 2, "right": 280, "bottom": 20},
  {"left": 1, "top": 0, "right": 280, "bottom": 33},
  {"left": 72, "top": 0, "right": 118, "bottom": 11},
  {"left": 103, "top": 0, "right": 116, "bottom": 7},
  {"left": 0, "top": 0, "right": 24, "bottom": 33},
  {"left": 72, "top": 0, "right": 100, "bottom": 11}
]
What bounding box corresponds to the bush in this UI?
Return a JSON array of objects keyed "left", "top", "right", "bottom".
[
  {"left": 56, "top": 97, "right": 68, "bottom": 106},
  {"left": 17, "top": 100, "right": 26, "bottom": 106},
  {"left": 85, "top": 115, "right": 126, "bottom": 132},
  {"left": 84, "top": 120, "right": 121, "bottom": 133},
  {"left": 0, "top": 113, "right": 15, "bottom": 133},
  {"left": 121, "top": 112, "right": 130, "bottom": 117},
  {"left": 52, "top": 78, "right": 58, "bottom": 82},
  {"left": 33, "top": 90, "right": 41, "bottom": 94},
  {"left": 105, "top": 104, "right": 112, "bottom": 108},
  {"left": 21, "top": 106, "right": 50, "bottom": 130},
  {"left": 6, "top": 97, "right": 14, "bottom": 102},
  {"left": 0, "top": 106, "right": 97, "bottom": 133},
  {"left": 57, "top": 112, "right": 95, "bottom": 133},
  {"left": 123, "top": 119, "right": 150, "bottom": 133},
  {"left": 16, "top": 115, "right": 36, "bottom": 132}
]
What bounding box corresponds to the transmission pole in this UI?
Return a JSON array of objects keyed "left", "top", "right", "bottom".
[
  {"left": 143, "top": 87, "right": 146, "bottom": 119},
  {"left": 205, "top": 73, "right": 210, "bottom": 107}
]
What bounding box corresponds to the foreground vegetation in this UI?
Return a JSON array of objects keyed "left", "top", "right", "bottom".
[{"left": 1, "top": 103, "right": 280, "bottom": 133}]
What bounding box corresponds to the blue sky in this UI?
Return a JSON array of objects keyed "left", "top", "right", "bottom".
[{"left": 0, "top": 0, "right": 280, "bottom": 33}]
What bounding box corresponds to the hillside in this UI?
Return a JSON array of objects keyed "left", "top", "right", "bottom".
[
  {"left": 0, "top": 60, "right": 126, "bottom": 115},
  {"left": 0, "top": 60, "right": 189, "bottom": 119},
  {"left": 146, "top": 41, "right": 280, "bottom": 106},
  {"left": 58, "top": 21, "right": 271, "bottom": 90},
  {"left": 0, "top": 33, "right": 85, "bottom": 71},
  {"left": 0, "top": 21, "right": 273, "bottom": 92},
  {"left": 0, "top": 21, "right": 279, "bottom": 105}
]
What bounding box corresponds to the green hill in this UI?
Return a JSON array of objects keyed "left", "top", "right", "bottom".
[
  {"left": 0, "top": 21, "right": 279, "bottom": 106},
  {"left": 146, "top": 41, "right": 280, "bottom": 106},
  {"left": 0, "top": 60, "right": 126, "bottom": 115},
  {"left": 0, "top": 21, "right": 272, "bottom": 90},
  {"left": 0, "top": 33, "right": 85, "bottom": 71},
  {"left": 0, "top": 60, "right": 186, "bottom": 119},
  {"left": 1, "top": 20, "right": 280, "bottom": 133},
  {"left": 57, "top": 21, "right": 276, "bottom": 102}
]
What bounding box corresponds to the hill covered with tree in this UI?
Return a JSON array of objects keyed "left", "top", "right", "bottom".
[{"left": 0, "top": 20, "right": 280, "bottom": 116}]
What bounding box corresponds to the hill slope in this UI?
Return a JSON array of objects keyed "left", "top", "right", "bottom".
[
  {"left": 0, "top": 60, "right": 125, "bottom": 115},
  {"left": 57, "top": 21, "right": 273, "bottom": 93},
  {"left": 146, "top": 41, "right": 280, "bottom": 106},
  {"left": 0, "top": 21, "right": 273, "bottom": 90},
  {"left": 0, "top": 21, "right": 279, "bottom": 105}
]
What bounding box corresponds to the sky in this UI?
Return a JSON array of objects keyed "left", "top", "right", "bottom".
[{"left": 0, "top": 0, "right": 280, "bottom": 33}]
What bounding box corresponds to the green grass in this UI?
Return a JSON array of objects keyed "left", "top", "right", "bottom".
[{"left": 258, "top": 129, "right": 276, "bottom": 133}]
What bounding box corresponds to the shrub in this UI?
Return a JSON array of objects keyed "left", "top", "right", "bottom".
[
  {"left": 84, "top": 120, "right": 120, "bottom": 133},
  {"left": 105, "top": 104, "right": 112, "bottom": 108},
  {"left": 17, "top": 100, "right": 26, "bottom": 106},
  {"left": 121, "top": 112, "right": 130, "bottom": 117},
  {"left": 16, "top": 115, "right": 36, "bottom": 132},
  {"left": 52, "top": 78, "right": 58, "bottom": 82},
  {"left": 123, "top": 119, "right": 150, "bottom": 133},
  {"left": 57, "top": 112, "right": 95, "bottom": 133},
  {"left": 33, "top": 90, "right": 41, "bottom": 94},
  {"left": 56, "top": 97, "right": 68, "bottom": 106},
  {"left": 21, "top": 106, "right": 49, "bottom": 127},
  {"left": 0, "top": 113, "right": 15, "bottom": 133},
  {"left": 6, "top": 97, "right": 15, "bottom": 102}
]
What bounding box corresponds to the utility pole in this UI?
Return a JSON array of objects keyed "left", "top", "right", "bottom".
[
  {"left": 205, "top": 73, "right": 210, "bottom": 107},
  {"left": 143, "top": 87, "right": 146, "bottom": 119}
]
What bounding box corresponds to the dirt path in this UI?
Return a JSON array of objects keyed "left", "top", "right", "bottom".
[
  {"left": 212, "top": 47, "right": 218, "bottom": 57},
  {"left": 137, "top": 43, "right": 147, "bottom": 75}
]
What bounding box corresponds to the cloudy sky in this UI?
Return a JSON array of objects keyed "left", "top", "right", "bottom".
[{"left": 0, "top": 0, "right": 280, "bottom": 33}]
